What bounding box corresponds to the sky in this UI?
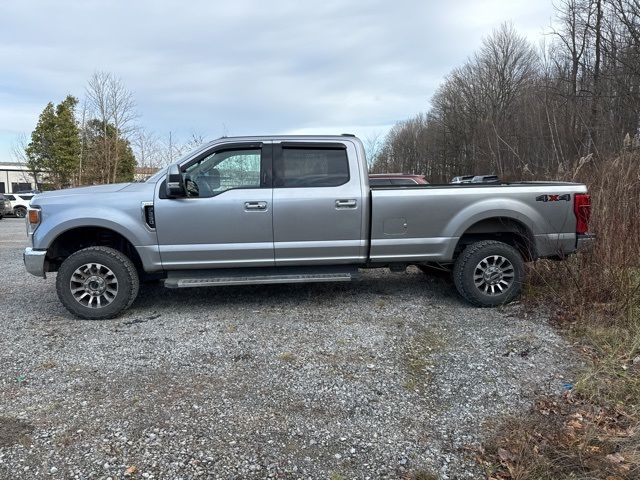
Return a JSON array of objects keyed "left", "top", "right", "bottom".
[{"left": 0, "top": 0, "right": 555, "bottom": 161}]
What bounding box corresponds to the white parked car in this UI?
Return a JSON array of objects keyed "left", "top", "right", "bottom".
[{"left": 4, "top": 193, "right": 34, "bottom": 218}]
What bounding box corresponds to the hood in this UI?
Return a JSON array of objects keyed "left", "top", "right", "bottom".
[{"left": 33, "top": 183, "right": 132, "bottom": 200}]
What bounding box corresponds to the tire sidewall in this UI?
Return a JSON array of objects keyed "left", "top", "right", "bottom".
[
  {"left": 56, "top": 248, "right": 136, "bottom": 319},
  {"left": 455, "top": 242, "right": 524, "bottom": 307},
  {"left": 15, "top": 207, "right": 27, "bottom": 218}
]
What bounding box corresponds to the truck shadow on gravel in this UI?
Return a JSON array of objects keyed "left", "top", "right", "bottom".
[{"left": 132, "top": 269, "right": 462, "bottom": 312}]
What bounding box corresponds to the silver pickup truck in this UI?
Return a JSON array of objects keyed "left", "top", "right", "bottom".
[{"left": 23, "top": 135, "right": 593, "bottom": 319}]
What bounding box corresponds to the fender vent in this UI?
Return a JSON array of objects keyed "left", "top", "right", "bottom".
[{"left": 144, "top": 205, "right": 155, "bottom": 228}]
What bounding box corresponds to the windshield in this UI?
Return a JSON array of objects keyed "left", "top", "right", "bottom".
[{"left": 145, "top": 142, "right": 215, "bottom": 183}]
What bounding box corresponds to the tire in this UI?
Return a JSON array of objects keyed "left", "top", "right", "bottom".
[
  {"left": 56, "top": 246, "right": 139, "bottom": 319},
  {"left": 14, "top": 206, "right": 27, "bottom": 218},
  {"left": 453, "top": 240, "right": 524, "bottom": 307}
]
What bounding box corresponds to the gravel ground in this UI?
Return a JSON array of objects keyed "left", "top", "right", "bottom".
[{"left": 0, "top": 217, "right": 577, "bottom": 479}]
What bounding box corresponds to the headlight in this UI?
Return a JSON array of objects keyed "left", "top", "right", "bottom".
[{"left": 26, "top": 206, "right": 41, "bottom": 236}]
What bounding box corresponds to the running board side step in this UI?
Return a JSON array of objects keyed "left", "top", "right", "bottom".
[{"left": 163, "top": 266, "right": 361, "bottom": 288}]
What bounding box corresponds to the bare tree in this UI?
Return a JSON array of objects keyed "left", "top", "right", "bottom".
[
  {"left": 550, "top": 0, "right": 594, "bottom": 97},
  {"left": 11, "top": 133, "right": 42, "bottom": 189},
  {"left": 183, "top": 132, "right": 208, "bottom": 151},
  {"left": 84, "top": 71, "right": 138, "bottom": 183},
  {"left": 613, "top": 0, "right": 640, "bottom": 48},
  {"left": 155, "top": 132, "right": 209, "bottom": 167},
  {"left": 132, "top": 129, "right": 161, "bottom": 168},
  {"left": 108, "top": 75, "right": 137, "bottom": 182},
  {"left": 589, "top": 0, "right": 604, "bottom": 151},
  {"left": 363, "top": 131, "right": 385, "bottom": 167},
  {"left": 85, "top": 71, "right": 112, "bottom": 183},
  {"left": 374, "top": 0, "right": 640, "bottom": 182}
]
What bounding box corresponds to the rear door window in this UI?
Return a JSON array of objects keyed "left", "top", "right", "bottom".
[{"left": 274, "top": 147, "right": 349, "bottom": 188}]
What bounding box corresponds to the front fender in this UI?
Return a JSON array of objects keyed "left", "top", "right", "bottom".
[
  {"left": 34, "top": 210, "right": 149, "bottom": 249},
  {"left": 32, "top": 200, "right": 160, "bottom": 271}
]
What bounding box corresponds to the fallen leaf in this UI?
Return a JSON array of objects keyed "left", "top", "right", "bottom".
[
  {"left": 498, "top": 448, "right": 514, "bottom": 462},
  {"left": 567, "top": 419, "right": 583, "bottom": 430},
  {"left": 605, "top": 453, "right": 625, "bottom": 464}
]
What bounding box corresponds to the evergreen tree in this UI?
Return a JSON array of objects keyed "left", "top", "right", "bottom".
[
  {"left": 25, "top": 96, "right": 81, "bottom": 189},
  {"left": 115, "top": 138, "right": 136, "bottom": 183},
  {"left": 52, "top": 95, "right": 81, "bottom": 187},
  {"left": 25, "top": 102, "right": 57, "bottom": 188}
]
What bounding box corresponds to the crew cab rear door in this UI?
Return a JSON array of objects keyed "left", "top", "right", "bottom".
[
  {"left": 272, "top": 141, "right": 365, "bottom": 265},
  {"left": 154, "top": 142, "right": 274, "bottom": 268}
]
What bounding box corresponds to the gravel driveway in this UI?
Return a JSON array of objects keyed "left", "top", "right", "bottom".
[{"left": 0, "top": 217, "right": 576, "bottom": 479}]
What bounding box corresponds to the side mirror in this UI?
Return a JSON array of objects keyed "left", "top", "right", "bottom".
[{"left": 166, "top": 165, "right": 186, "bottom": 198}]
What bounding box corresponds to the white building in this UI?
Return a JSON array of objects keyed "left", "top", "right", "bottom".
[
  {"left": 1, "top": 163, "right": 156, "bottom": 191},
  {"left": 0, "top": 162, "right": 37, "bottom": 193}
]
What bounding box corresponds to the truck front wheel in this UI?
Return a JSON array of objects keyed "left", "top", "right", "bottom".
[
  {"left": 453, "top": 240, "right": 524, "bottom": 307},
  {"left": 56, "top": 246, "right": 140, "bottom": 319}
]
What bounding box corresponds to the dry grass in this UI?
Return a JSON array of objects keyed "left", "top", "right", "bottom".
[
  {"left": 480, "top": 152, "right": 640, "bottom": 479},
  {"left": 278, "top": 351, "right": 297, "bottom": 363}
]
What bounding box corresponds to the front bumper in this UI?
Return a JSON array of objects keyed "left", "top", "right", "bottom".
[
  {"left": 576, "top": 233, "right": 596, "bottom": 252},
  {"left": 24, "top": 247, "right": 47, "bottom": 278}
]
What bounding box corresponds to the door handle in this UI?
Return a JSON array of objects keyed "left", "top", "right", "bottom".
[
  {"left": 335, "top": 199, "right": 357, "bottom": 209},
  {"left": 244, "top": 201, "right": 268, "bottom": 211}
]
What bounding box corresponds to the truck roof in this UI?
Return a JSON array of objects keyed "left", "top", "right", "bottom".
[{"left": 212, "top": 134, "right": 361, "bottom": 143}]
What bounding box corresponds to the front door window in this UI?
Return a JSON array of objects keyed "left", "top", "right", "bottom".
[{"left": 184, "top": 149, "right": 261, "bottom": 198}]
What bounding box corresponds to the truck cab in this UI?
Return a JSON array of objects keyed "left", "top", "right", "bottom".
[{"left": 155, "top": 139, "right": 368, "bottom": 268}]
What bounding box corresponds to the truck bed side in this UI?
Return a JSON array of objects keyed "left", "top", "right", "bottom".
[{"left": 369, "top": 183, "right": 587, "bottom": 263}]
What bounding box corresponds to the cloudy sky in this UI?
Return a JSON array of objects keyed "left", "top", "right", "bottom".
[{"left": 0, "top": 0, "right": 555, "bottom": 160}]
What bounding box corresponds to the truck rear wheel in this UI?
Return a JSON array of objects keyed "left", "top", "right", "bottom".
[
  {"left": 56, "top": 246, "right": 139, "bottom": 319},
  {"left": 453, "top": 240, "right": 524, "bottom": 307}
]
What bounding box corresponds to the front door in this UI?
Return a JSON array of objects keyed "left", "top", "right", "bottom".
[{"left": 155, "top": 143, "right": 274, "bottom": 269}]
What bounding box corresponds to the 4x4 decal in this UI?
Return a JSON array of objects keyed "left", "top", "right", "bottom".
[{"left": 536, "top": 194, "right": 571, "bottom": 202}]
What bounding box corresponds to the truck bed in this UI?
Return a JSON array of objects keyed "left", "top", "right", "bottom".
[{"left": 368, "top": 181, "right": 587, "bottom": 263}]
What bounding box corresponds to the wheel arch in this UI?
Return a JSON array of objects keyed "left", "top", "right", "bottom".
[
  {"left": 45, "top": 225, "right": 143, "bottom": 273},
  {"left": 454, "top": 216, "right": 537, "bottom": 262}
]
